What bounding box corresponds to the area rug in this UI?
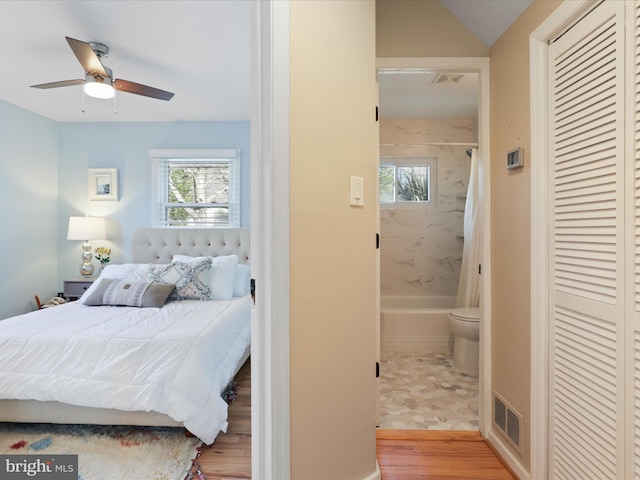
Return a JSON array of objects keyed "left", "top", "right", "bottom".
[
  {"left": 0, "top": 382, "right": 240, "bottom": 480},
  {"left": 0, "top": 422, "right": 201, "bottom": 480}
]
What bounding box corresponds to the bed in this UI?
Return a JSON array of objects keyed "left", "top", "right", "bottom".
[{"left": 0, "top": 227, "right": 251, "bottom": 445}]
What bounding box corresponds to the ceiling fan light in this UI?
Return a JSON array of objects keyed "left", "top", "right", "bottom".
[{"left": 84, "top": 76, "right": 114, "bottom": 99}]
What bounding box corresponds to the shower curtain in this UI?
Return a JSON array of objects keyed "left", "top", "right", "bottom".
[{"left": 455, "top": 148, "right": 481, "bottom": 308}]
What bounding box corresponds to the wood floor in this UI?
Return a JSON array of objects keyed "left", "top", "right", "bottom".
[
  {"left": 195, "top": 361, "right": 515, "bottom": 480},
  {"left": 377, "top": 429, "right": 515, "bottom": 479},
  {"left": 195, "top": 359, "right": 251, "bottom": 480}
]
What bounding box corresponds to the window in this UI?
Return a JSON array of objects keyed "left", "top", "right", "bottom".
[
  {"left": 151, "top": 149, "right": 240, "bottom": 227},
  {"left": 379, "top": 157, "right": 436, "bottom": 207}
]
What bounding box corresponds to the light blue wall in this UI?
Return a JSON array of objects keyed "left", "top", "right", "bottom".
[
  {"left": 57, "top": 121, "right": 251, "bottom": 284},
  {"left": 0, "top": 101, "right": 250, "bottom": 319},
  {"left": 0, "top": 100, "right": 59, "bottom": 319}
]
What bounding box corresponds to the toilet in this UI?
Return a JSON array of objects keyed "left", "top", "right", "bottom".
[{"left": 447, "top": 307, "right": 480, "bottom": 372}]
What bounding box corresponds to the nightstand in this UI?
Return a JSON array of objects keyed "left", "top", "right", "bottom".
[{"left": 63, "top": 279, "right": 95, "bottom": 301}]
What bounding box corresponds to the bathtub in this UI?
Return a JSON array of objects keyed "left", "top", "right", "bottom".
[{"left": 380, "top": 295, "right": 455, "bottom": 352}]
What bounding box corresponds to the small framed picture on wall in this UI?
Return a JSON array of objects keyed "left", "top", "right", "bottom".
[{"left": 88, "top": 168, "right": 118, "bottom": 201}]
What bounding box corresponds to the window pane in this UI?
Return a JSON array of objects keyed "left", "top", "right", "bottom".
[
  {"left": 166, "top": 206, "right": 229, "bottom": 226},
  {"left": 379, "top": 165, "right": 395, "bottom": 202},
  {"left": 397, "top": 165, "right": 429, "bottom": 202},
  {"left": 152, "top": 149, "right": 240, "bottom": 228},
  {"left": 168, "top": 164, "right": 230, "bottom": 205}
]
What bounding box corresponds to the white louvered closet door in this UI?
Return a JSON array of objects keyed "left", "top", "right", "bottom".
[{"left": 549, "top": 1, "right": 626, "bottom": 478}]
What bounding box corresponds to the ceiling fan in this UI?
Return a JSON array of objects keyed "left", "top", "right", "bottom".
[{"left": 31, "top": 36, "right": 174, "bottom": 101}]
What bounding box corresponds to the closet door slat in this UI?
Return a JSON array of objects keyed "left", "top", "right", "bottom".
[{"left": 633, "top": 3, "right": 640, "bottom": 477}]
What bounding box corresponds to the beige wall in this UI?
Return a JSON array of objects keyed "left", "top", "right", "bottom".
[
  {"left": 489, "top": 0, "right": 561, "bottom": 470},
  {"left": 376, "top": 0, "right": 488, "bottom": 57},
  {"left": 289, "top": 1, "right": 378, "bottom": 478}
]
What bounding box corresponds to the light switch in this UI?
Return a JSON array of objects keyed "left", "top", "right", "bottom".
[{"left": 350, "top": 176, "right": 364, "bottom": 206}]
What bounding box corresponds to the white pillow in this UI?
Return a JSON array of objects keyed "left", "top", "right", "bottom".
[
  {"left": 234, "top": 264, "right": 251, "bottom": 297},
  {"left": 81, "top": 264, "right": 151, "bottom": 304},
  {"left": 173, "top": 254, "right": 238, "bottom": 300}
]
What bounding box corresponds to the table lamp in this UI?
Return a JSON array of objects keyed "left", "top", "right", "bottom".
[{"left": 67, "top": 216, "right": 107, "bottom": 277}]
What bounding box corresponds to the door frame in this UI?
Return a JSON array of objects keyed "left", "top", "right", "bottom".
[
  {"left": 376, "top": 56, "right": 491, "bottom": 435},
  {"left": 250, "top": 0, "right": 291, "bottom": 478},
  {"left": 529, "top": 1, "right": 600, "bottom": 478}
]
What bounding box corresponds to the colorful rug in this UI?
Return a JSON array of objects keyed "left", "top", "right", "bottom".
[
  {"left": 0, "top": 382, "right": 240, "bottom": 480},
  {"left": 0, "top": 422, "right": 201, "bottom": 480}
]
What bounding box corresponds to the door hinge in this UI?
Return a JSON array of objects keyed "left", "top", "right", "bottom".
[
  {"left": 376, "top": 362, "right": 380, "bottom": 378},
  {"left": 376, "top": 233, "right": 380, "bottom": 249},
  {"left": 478, "top": 264, "right": 482, "bottom": 275},
  {"left": 250, "top": 278, "right": 255, "bottom": 299},
  {"left": 376, "top": 106, "right": 379, "bottom": 122}
]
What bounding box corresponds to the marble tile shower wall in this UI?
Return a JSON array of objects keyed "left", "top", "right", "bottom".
[{"left": 380, "top": 119, "right": 475, "bottom": 297}]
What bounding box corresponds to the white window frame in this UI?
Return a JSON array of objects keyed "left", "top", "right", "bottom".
[
  {"left": 150, "top": 149, "right": 241, "bottom": 227},
  {"left": 379, "top": 156, "right": 437, "bottom": 208}
]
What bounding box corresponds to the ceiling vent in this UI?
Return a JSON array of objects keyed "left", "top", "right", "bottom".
[
  {"left": 493, "top": 390, "right": 523, "bottom": 456},
  {"left": 433, "top": 73, "right": 464, "bottom": 84}
]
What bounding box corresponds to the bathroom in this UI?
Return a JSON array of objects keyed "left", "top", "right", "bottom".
[{"left": 377, "top": 68, "right": 481, "bottom": 430}]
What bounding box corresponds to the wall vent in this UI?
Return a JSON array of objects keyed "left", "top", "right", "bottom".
[
  {"left": 494, "top": 395, "right": 506, "bottom": 430},
  {"left": 492, "top": 390, "right": 523, "bottom": 456}
]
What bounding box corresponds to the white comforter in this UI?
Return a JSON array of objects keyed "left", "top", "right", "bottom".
[{"left": 0, "top": 296, "right": 251, "bottom": 444}]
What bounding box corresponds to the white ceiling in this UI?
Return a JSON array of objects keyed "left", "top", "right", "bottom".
[
  {"left": 0, "top": 1, "right": 251, "bottom": 122},
  {"left": 0, "top": 0, "right": 529, "bottom": 123},
  {"left": 378, "top": 71, "right": 479, "bottom": 120}
]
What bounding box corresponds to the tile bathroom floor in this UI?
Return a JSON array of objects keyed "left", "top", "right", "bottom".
[{"left": 378, "top": 351, "right": 479, "bottom": 430}]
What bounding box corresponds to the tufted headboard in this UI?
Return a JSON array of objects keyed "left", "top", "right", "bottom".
[{"left": 131, "top": 228, "right": 250, "bottom": 265}]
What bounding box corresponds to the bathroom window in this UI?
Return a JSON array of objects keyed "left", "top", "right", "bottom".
[{"left": 379, "top": 157, "right": 436, "bottom": 207}]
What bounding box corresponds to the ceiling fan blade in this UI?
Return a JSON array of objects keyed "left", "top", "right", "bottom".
[
  {"left": 31, "top": 79, "right": 85, "bottom": 89},
  {"left": 114, "top": 79, "right": 174, "bottom": 101},
  {"left": 66, "top": 36, "right": 107, "bottom": 77}
]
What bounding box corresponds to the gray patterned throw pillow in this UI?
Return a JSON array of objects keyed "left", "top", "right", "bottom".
[
  {"left": 83, "top": 278, "right": 175, "bottom": 308},
  {"left": 148, "top": 258, "right": 213, "bottom": 300}
]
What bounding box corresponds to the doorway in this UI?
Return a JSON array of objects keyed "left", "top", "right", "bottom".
[{"left": 376, "top": 57, "right": 491, "bottom": 434}]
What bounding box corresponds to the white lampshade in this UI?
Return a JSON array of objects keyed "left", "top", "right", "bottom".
[{"left": 67, "top": 216, "right": 107, "bottom": 241}]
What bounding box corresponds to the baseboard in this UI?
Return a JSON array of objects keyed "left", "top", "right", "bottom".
[
  {"left": 486, "top": 429, "right": 529, "bottom": 480},
  {"left": 362, "top": 460, "right": 381, "bottom": 480},
  {"left": 381, "top": 335, "right": 450, "bottom": 353}
]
